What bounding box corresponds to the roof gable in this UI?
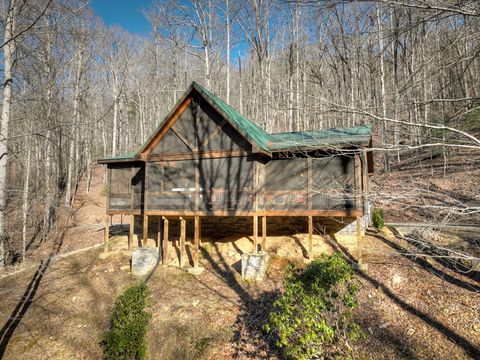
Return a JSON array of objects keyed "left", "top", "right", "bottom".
[
  {"left": 137, "top": 82, "right": 267, "bottom": 159},
  {"left": 97, "top": 82, "right": 373, "bottom": 164}
]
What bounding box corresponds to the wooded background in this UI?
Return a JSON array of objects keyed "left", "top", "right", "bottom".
[{"left": 1, "top": 0, "right": 479, "bottom": 266}]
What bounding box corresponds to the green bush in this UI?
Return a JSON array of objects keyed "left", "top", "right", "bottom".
[
  {"left": 102, "top": 283, "right": 152, "bottom": 360},
  {"left": 264, "top": 253, "right": 362, "bottom": 360},
  {"left": 372, "top": 208, "right": 385, "bottom": 229}
]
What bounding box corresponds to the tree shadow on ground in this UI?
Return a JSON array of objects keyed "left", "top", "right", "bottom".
[
  {"left": 329, "top": 233, "right": 480, "bottom": 358},
  {"left": 354, "top": 307, "right": 421, "bottom": 359},
  {"left": 291, "top": 235, "right": 308, "bottom": 259},
  {"left": 387, "top": 226, "right": 480, "bottom": 284},
  {"left": 0, "top": 230, "right": 66, "bottom": 359},
  {"left": 370, "top": 231, "right": 480, "bottom": 292},
  {"left": 356, "top": 269, "right": 479, "bottom": 358},
  {"left": 200, "top": 245, "right": 283, "bottom": 359}
]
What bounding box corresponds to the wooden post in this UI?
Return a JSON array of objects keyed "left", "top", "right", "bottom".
[
  {"left": 194, "top": 215, "right": 200, "bottom": 268},
  {"left": 156, "top": 216, "right": 162, "bottom": 248},
  {"left": 354, "top": 154, "right": 362, "bottom": 211},
  {"left": 356, "top": 215, "right": 362, "bottom": 262},
  {"left": 198, "top": 217, "right": 202, "bottom": 246},
  {"left": 361, "top": 150, "right": 371, "bottom": 226},
  {"left": 179, "top": 217, "right": 186, "bottom": 267},
  {"left": 162, "top": 217, "right": 169, "bottom": 265},
  {"left": 261, "top": 216, "right": 267, "bottom": 251},
  {"left": 143, "top": 215, "right": 148, "bottom": 247},
  {"left": 128, "top": 215, "right": 134, "bottom": 250},
  {"left": 253, "top": 215, "right": 258, "bottom": 253},
  {"left": 104, "top": 214, "right": 110, "bottom": 252},
  {"left": 308, "top": 216, "right": 313, "bottom": 261},
  {"left": 307, "top": 158, "right": 312, "bottom": 210}
]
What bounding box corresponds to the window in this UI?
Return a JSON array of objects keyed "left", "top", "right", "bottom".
[{"left": 110, "top": 167, "right": 131, "bottom": 195}]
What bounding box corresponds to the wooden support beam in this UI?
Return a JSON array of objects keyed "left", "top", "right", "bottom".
[
  {"left": 198, "top": 217, "right": 202, "bottom": 246},
  {"left": 307, "top": 158, "right": 313, "bottom": 210},
  {"left": 104, "top": 214, "right": 110, "bottom": 252},
  {"left": 261, "top": 216, "right": 267, "bottom": 251},
  {"left": 128, "top": 215, "right": 134, "bottom": 250},
  {"left": 194, "top": 215, "right": 200, "bottom": 268},
  {"left": 354, "top": 155, "right": 362, "bottom": 211},
  {"left": 142, "top": 96, "right": 192, "bottom": 157},
  {"left": 356, "top": 215, "right": 362, "bottom": 262},
  {"left": 253, "top": 215, "right": 258, "bottom": 253},
  {"left": 108, "top": 209, "right": 363, "bottom": 217},
  {"left": 195, "top": 159, "right": 200, "bottom": 211},
  {"left": 361, "top": 150, "right": 371, "bottom": 224},
  {"left": 143, "top": 215, "right": 148, "bottom": 247},
  {"left": 157, "top": 216, "right": 162, "bottom": 248},
  {"left": 162, "top": 217, "right": 169, "bottom": 265},
  {"left": 171, "top": 125, "right": 196, "bottom": 151},
  {"left": 308, "top": 216, "right": 313, "bottom": 261},
  {"left": 201, "top": 118, "right": 227, "bottom": 148},
  {"left": 179, "top": 217, "right": 186, "bottom": 267}
]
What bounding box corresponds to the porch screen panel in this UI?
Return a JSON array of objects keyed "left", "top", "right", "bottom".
[
  {"left": 132, "top": 166, "right": 144, "bottom": 210},
  {"left": 173, "top": 106, "right": 198, "bottom": 149},
  {"left": 146, "top": 160, "right": 195, "bottom": 211},
  {"left": 109, "top": 166, "right": 132, "bottom": 210},
  {"left": 198, "top": 157, "right": 254, "bottom": 212},
  {"left": 151, "top": 129, "right": 191, "bottom": 154},
  {"left": 197, "top": 97, "right": 250, "bottom": 151},
  {"left": 264, "top": 158, "right": 308, "bottom": 210},
  {"left": 311, "top": 156, "right": 355, "bottom": 210}
]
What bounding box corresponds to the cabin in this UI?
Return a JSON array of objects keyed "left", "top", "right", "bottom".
[{"left": 98, "top": 82, "right": 373, "bottom": 268}]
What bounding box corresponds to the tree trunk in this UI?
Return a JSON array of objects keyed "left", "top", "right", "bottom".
[
  {"left": 377, "top": 5, "right": 389, "bottom": 172},
  {"left": 112, "top": 73, "right": 118, "bottom": 156},
  {"left": 0, "top": 0, "right": 17, "bottom": 267},
  {"left": 22, "top": 138, "right": 31, "bottom": 261},
  {"left": 65, "top": 50, "right": 83, "bottom": 207},
  {"left": 225, "top": 0, "right": 230, "bottom": 103}
]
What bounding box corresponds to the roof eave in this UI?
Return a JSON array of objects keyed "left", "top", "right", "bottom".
[
  {"left": 269, "top": 141, "right": 371, "bottom": 153},
  {"left": 97, "top": 157, "right": 142, "bottom": 165}
]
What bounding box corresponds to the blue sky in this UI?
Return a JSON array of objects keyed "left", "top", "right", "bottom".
[
  {"left": 91, "top": 0, "right": 153, "bottom": 35},
  {"left": 90, "top": 0, "right": 251, "bottom": 62}
]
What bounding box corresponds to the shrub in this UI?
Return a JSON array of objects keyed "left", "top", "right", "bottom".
[
  {"left": 264, "top": 253, "right": 362, "bottom": 360},
  {"left": 102, "top": 283, "right": 152, "bottom": 360},
  {"left": 372, "top": 208, "right": 385, "bottom": 229}
]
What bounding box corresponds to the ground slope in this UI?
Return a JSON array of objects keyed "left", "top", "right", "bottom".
[{"left": 0, "top": 230, "right": 479, "bottom": 359}]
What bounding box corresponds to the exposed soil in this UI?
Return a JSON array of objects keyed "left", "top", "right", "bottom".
[{"left": 0, "top": 228, "right": 479, "bottom": 360}]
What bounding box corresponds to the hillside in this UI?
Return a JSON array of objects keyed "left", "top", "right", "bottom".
[{"left": 0, "top": 161, "right": 479, "bottom": 359}]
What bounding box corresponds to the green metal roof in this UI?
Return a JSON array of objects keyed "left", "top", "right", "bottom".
[
  {"left": 98, "top": 82, "right": 372, "bottom": 163},
  {"left": 267, "top": 126, "right": 372, "bottom": 151},
  {"left": 97, "top": 151, "right": 137, "bottom": 163},
  {"left": 192, "top": 82, "right": 371, "bottom": 152}
]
